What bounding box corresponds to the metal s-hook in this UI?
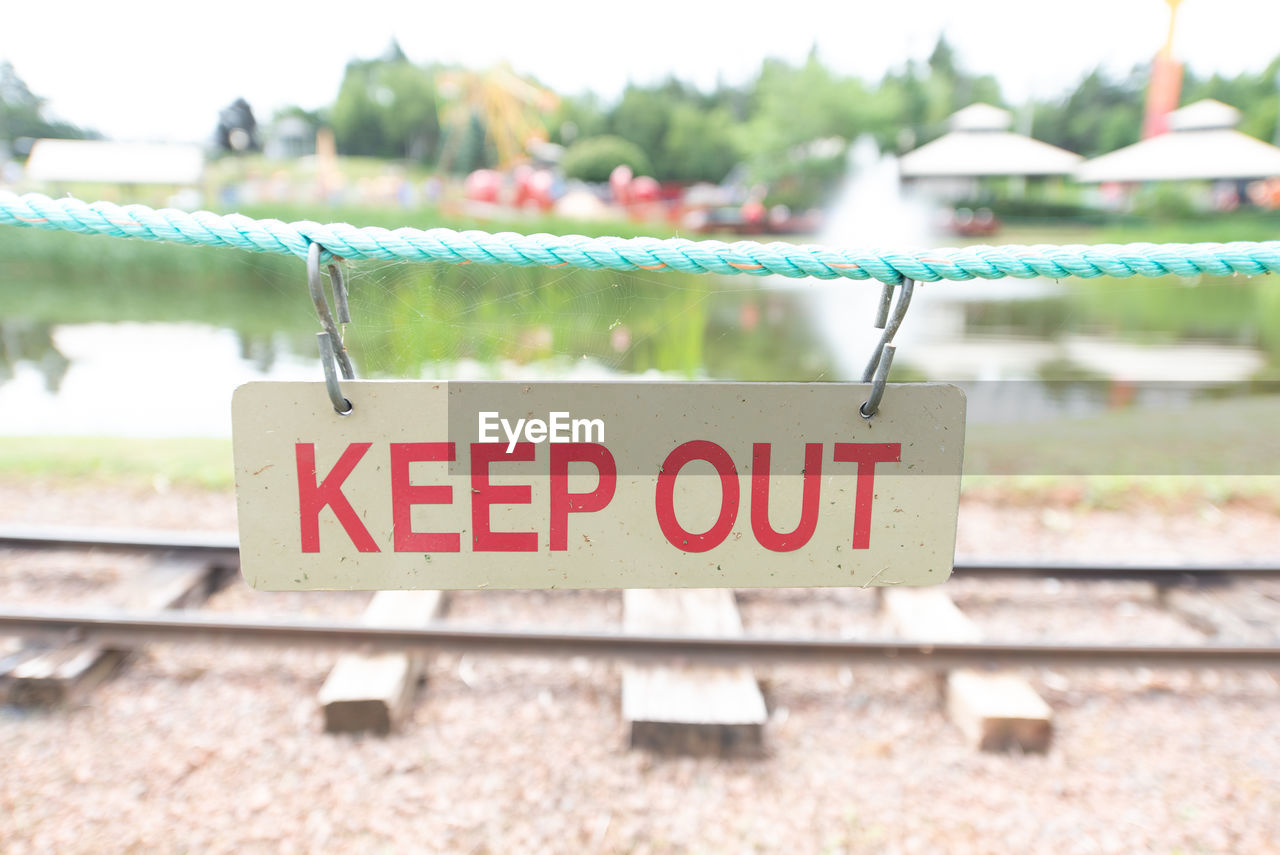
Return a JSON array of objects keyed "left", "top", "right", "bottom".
[
  {"left": 859, "top": 277, "right": 915, "bottom": 419},
  {"left": 307, "top": 241, "right": 355, "bottom": 414}
]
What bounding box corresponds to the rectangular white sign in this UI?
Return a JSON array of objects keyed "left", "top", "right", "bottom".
[{"left": 232, "top": 381, "right": 965, "bottom": 590}]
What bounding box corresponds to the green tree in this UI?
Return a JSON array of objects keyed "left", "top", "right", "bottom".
[
  {"left": 561, "top": 135, "right": 651, "bottom": 182},
  {"left": 1183, "top": 56, "right": 1280, "bottom": 142},
  {"left": 550, "top": 93, "right": 607, "bottom": 147},
  {"left": 595, "top": 78, "right": 746, "bottom": 183},
  {"left": 656, "top": 102, "right": 741, "bottom": 183},
  {"left": 1032, "top": 67, "right": 1144, "bottom": 157},
  {"left": 735, "top": 52, "right": 901, "bottom": 206},
  {"left": 331, "top": 47, "right": 441, "bottom": 161},
  {"left": 608, "top": 83, "right": 680, "bottom": 164},
  {"left": 214, "top": 98, "right": 260, "bottom": 153},
  {"left": 0, "top": 61, "right": 96, "bottom": 155},
  {"left": 271, "top": 104, "right": 326, "bottom": 132},
  {"left": 892, "top": 36, "right": 1008, "bottom": 145},
  {"left": 741, "top": 53, "right": 867, "bottom": 155},
  {"left": 882, "top": 62, "right": 930, "bottom": 149},
  {"left": 927, "top": 37, "right": 958, "bottom": 80}
]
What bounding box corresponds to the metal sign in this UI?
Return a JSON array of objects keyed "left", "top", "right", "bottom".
[{"left": 231, "top": 381, "right": 965, "bottom": 590}]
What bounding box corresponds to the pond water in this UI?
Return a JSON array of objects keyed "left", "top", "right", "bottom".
[
  {"left": 1, "top": 141, "right": 1275, "bottom": 439},
  {"left": 0, "top": 260, "right": 1271, "bottom": 438}
]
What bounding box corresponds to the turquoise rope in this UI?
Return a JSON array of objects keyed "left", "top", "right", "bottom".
[{"left": 2, "top": 191, "right": 1278, "bottom": 284}]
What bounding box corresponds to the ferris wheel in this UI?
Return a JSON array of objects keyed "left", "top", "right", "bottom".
[{"left": 436, "top": 64, "right": 560, "bottom": 172}]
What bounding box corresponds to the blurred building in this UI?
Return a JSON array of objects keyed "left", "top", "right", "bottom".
[
  {"left": 1076, "top": 99, "right": 1280, "bottom": 206},
  {"left": 263, "top": 116, "right": 316, "bottom": 160},
  {"left": 24, "top": 139, "right": 204, "bottom": 206},
  {"left": 899, "top": 104, "right": 1083, "bottom": 200}
]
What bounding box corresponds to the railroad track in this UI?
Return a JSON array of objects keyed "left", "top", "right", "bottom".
[
  {"left": 4, "top": 523, "right": 1279, "bottom": 584},
  {"left": 1, "top": 524, "right": 1278, "bottom": 668},
  {"left": 2, "top": 524, "right": 1278, "bottom": 753}
]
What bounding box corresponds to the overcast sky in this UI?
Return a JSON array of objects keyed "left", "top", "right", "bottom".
[{"left": 4, "top": 0, "right": 1279, "bottom": 143}]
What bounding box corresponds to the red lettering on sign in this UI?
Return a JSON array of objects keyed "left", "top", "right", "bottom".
[
  {"left": 750, "top": 442, "right": 823, "bottom": 552},
  {"left": 655, "top": 440, "right": 740, "bottom": 553},
  {"left": 390, "top": 442, "right": 459, "bottom": 553},
  {"left": 470, "top": 442, "right": 538, "bottom": 552},
  {"left": 296, "top": 442, "right": 380, "bottom": 554},
  {"left": 833, "top": 442, "right": 901, "bottom": 549},
  {"left": 549, "top": 443, "right": 617, "bottom": 551}
]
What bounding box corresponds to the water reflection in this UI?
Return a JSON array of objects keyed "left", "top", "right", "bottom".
[
  {"left": 344, "top": 265, "right": 716, "bottom": 379},
  {"left": 0, "top": 324, "right": 318, "bottom": 437},
  {"left": 785, "top": 136, "right": 938, "bottom": 380},
  {"left": 237, "top": 333, "right": 282, "bottom": 374},
  {"left": 0, "top": 319, "right": 70, "bottom": 393},
  {"left": 0, "top": 194, "right": 1276, "bottom": 437},
  {"left": 752, "top": 135, "right": 1274, "bottom": 422}
]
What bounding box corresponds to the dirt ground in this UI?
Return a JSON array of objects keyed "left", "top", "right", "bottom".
[{"left": 1, "top": 480, "right": 1279, "bottom": 854}]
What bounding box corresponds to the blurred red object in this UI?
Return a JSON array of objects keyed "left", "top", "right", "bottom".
[
  {"left": 1247, "top": 178, "right": 1280, "bottom": 210},
  {"left": 741, "top": 200, "right": 766, "bottom": 231},
  {"left": 949, "top": 207, "right": 999, "bottom": 237},
  {"left": 464, "top": 169, "right": 502, "bottom": 204},
  {"left": 609, "top": 165, "right": 633, "bottom": 205},
  {"left": 630, "top": 175, "right": 661, "bottom": 204},
  {"left": 514, "top": 166, "right": 555, "bottom": 211},
  {"left": 527, "top": 169, "right": 555, "bottom": 210}
]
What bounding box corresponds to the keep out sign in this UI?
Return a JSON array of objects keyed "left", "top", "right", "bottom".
[{"left": 232, "top": 381, "right": 965, "bottom": 590}]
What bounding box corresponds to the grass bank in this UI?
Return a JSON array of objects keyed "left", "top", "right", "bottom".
[{"left": 0, "top": 437, "right": 234, "bottom": 491}]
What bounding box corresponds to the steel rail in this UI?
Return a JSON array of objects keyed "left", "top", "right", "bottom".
[
  {"left": 0, "top": 608, "right": 1276, "bottom": 669},
  {"left": 951, "top": 560, "right": 1280, "bottom": 584},
  {"left": 2, "top": 526, "right": 1278, "bottom": 584},
  {"left": 0, "top": 525, "right": 240, "bottom": 554}
]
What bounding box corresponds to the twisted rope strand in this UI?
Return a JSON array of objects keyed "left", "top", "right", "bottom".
[{"left": 3, "top": 191, "right": 1278, "bottom": 284}]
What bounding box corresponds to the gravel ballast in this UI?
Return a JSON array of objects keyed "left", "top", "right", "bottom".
[{"left": 1, "top": 482, "right": 1279, "bottom": 853}]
